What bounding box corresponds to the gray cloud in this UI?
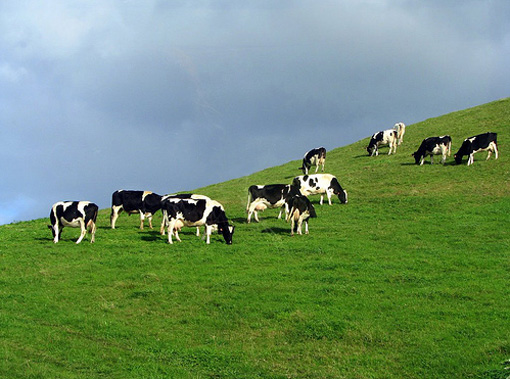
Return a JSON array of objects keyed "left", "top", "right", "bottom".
[{"left": 1, "top": 0, "right": 509, "bottom": 224}]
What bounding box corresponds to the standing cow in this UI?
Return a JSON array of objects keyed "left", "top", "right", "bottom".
[
  {"left": 110, "top": 190, "right": 162, "bottom": 229},
  {"left": 286, "top": 195, "right": 317, "bottom": 236},
  {"left": 299, "top": 147, "right": 326, "bottom": 175},
  {"left": 412, "top": 135, "right": 452, "bottom": 165},
  {"left": 162, "top": 198, "right": 234, "bottom": 245},
  {"left": 367, "top": 130, "right": 398, "bottom": 156},
  {"left": 454, "top": 132, "right": 498, "bottom": 166},
  {"left": 292, "top": 174, "right": 348, "bottom": 205},
  {"left": 160, "top": 193, "right": 212, "bottom": 236},
  {"left": 394, "top": 122, "right": 406, "bottom": 145},
  {"left": 246, "top": 184, "right": 298, "bottom": 223},
  {"left": 48, "top": 201, "right": 98, "bottom": 244}
]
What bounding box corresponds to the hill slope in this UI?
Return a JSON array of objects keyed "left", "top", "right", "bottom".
[{"left": 1, "top": 98, "right": 509, "bottom": 378}]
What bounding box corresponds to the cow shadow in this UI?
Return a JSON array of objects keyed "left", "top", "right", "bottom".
[
  {"left": 231, "top": 217, "right": 249, "bottom": 225},
  {"left": 261, "top": 227, "right": 289, "bottom": 235},
  {"left": 140, "top": 230, "right": 164, "bottom": 242}
]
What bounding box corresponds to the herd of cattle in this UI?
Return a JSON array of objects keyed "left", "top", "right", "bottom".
[{"left": 47, "top": 125, "right": 499, "bottom": 245}]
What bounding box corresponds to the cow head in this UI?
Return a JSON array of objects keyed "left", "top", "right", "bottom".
[
  {"left": 47, "top": 224, "right": 61, "bottom": 243},
  {"left": 338, "top": 190, "right": 348, "bottom": 204},
  {"left": 411, "top": 151, "right": 421, "bottom": 164},
  {"left": 218, "top": 223, "right": 235, "bottom": 245}
]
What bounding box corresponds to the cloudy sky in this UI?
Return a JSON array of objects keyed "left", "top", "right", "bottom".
[{"left": 1, "top": 0, "right": 509, "bottom": 225}]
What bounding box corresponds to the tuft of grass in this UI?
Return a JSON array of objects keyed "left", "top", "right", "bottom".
[{"left": 1, "top": 98, "right": 509, "bottom": 378}]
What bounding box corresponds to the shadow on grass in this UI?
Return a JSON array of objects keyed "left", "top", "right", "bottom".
[{"left": 261, "top": 227, "right": 289, "bottom": 235}]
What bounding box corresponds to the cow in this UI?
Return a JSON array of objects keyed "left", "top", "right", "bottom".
[
  {"left": 454, "top": 132, "right": 498, "bottom": 166},
  {"left": 412, "top": 135, "right": 452, "bottom": 165},
  {"left": 367, "top": 129, "right": 398, "bottom": 156},
  {"left": 394, "top": 122, "right": 406, "bottom": 145},
  {"left": 285, "top": 195, "right": 317, "bottom": 236},
  {"left": 160, "top": 193, "right": 212, "bottom": 235},
  {"left": 162, "top": 198, "right": 234, "bottom": 244},
  {"left": 299, "top": 147, "right": 326, "bottom": 175},
  {"left": 48, "top": 201, "right": 98, "bottom": 244},
  {"left": 291, "top": 174, "right": 348, "bottom": 205},
  {"left": 110, "top": 190, "right": 162, "bottom": 230},
  {"left": 246, "top": 184, "right": 299, "bottom": 223}
]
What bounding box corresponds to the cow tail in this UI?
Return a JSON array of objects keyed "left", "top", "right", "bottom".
[{"left": 246, "top": 189, "right": 252, "bottom": 213}]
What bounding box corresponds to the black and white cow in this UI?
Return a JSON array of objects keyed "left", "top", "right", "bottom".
[
  {"left": 367, "top": 129, "right": 398, "bottom": 156},
  {"left": 454, "top": 132, "right": 498, "bottom": 166},
  {"left": 110, "top": 190, "right": 162, "bottom": 230},
  {"left": 412, "top": 135, "right": 452, "bottom": 165},
  {"left": 160, "top": 193, "right": 212, "bottom": 235},
  {"left": 299, "top": 147, "right": 326, "bottom": 175},
  {"left": 246, "top": 184, "right": 298, "bottom": 223},
  {"left": 285, "top": 195, "right": 317, "bottom": 236},
  {"left": 48, "top": 201, "right": 98, "bottom": 244},
  {"left": 292, "top": 174, "right": 348, "bottom": 205},
  {"left": 393, "top": 122, "right": 406, "bottom": 145},
  {"left": 162, "top": 198, "right": 234, "bottom": 244}
]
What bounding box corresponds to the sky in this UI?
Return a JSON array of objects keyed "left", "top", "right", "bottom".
[{"left": 1, "top": 0, "right": 509, "bottom": 225}]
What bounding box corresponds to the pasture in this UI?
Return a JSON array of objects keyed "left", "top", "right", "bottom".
[{"left": 1, "top": 98, "right": 509, "bottom": 378}]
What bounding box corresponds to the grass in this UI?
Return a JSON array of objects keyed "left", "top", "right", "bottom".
[{"left": 1, "top": 98, "right": 509, "bottom": 378}]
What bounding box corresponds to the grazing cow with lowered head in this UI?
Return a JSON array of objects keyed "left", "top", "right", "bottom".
[
  {"left": 286, "top": 195, "right": 317, "bottom": 236},
  {"left": 412, "top": 135, "right": 452, "bottom": 165},
  {"left": 292, "top": 174, "right": 348, "bottom": 205},
  {"left": 394, "top": 122, "right": 406, "bottom": 145},
  {"left": 162, "top": 198, "right": 234, "bottom": 245},
  {"left": 246, "top": 184, "right": 298, "bottom": 223},
  {"left": 110, "top": 190, "right": 162, "bottom": 230},
  {"left": 299, "top": 147, "right": 326, "bottom": 175},
  {"left": 160, "top": 193, "right": 212, "bottom": 236},
  {"left": 454, "top": 132, "right": 498, "bottom": 166},
  {"left": 48, "top": 201, "right": 98, "bottom": 244},
  {"left": 367, "top": 129, "right": 398, "bottom": 156}
]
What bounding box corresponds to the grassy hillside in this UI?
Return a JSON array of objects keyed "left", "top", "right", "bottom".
[{"left": 1, "top": 98, "right": 509, "bottom": 378}]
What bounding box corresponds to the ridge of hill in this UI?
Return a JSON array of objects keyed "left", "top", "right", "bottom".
[{"left": 1, "top": 98, "right": 509, "bottom": 378}]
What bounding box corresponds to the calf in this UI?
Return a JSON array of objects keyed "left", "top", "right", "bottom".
[
  {"left": 367, "top": 129, "right": 398, "bottom": 156},
  {"left": 110, "top": 190, "right": 162, "bottom": 229},
  {"left": 162, "top": 198, "right": 234, "bottom": 244},
  {"left": 454, "top": 132, "right": 498, "bottom": 166},
  {"left": 393, "top": 122, "right": 406, "bottom": 145},
  {"left": 299, "top": 147, "right": 326, "bottom": 175},
  {"left": 286, "top": 195, "right": 317, "bottom": 236},
  {"left": 48, "top": 201, "right": 98, "bottom": 244},
  {"left": 292, "top": 174, "right": 348, "bottom": 205},
  {"left": 412, "top": 135, "right": 452, "bottom": 165},
  {"left": 246, "top": 184, "right": 298, "bottom": 223}
]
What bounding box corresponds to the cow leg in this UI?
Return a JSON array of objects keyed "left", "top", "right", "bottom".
[
  {"left": 319, "top": 194, "right": 324, "bottom": 206},
  {"left": 290, "top": 215, "right": 296, "bottom": 236},
  {"left": 327, "top": 190, "right": 333, "bottom": 206},
  {"left": 493, "top": 143, "right": 499, "bottom": 159},
  {"left": 147, "top": 214, "right": 153, "bottom": 229},
  {"left": 419, "top": 156, "right": 425, "bottom": 166},
  {"left": 167, "top": 219, "right": 178, "bottom": 244},
  {"left": 468, "top": 154, "right": 474, "bottom": 166},
  {"left": 139, "top": 211, "right": 145, "bottom": 230},
  {"left": 76, "top": 219, "right": 87, "bottom": 244},
  {"left": 88, "top": 219, "right": 96, "bottom": 243},
  {"left": 205, "top": 225, "right": 212, "bottom": 244},
  {"left": 52, "top": 225, "right": 60, "bottom": 243},
  {"left": 304, "top": 219, "right": 309, "bottom": 235},
  {"left": 196, "top": 226, "right": 200, "bottom": 236},
  {"left": 160, "top": 210, "right": 167, "bottom": 235},
  {"left": 110, "top": 206, "right": 122, "bottom": 229},
  {"left": 430, "top": 154, "right": 434, "bottom": 165},
  {"left": 296, "top": 216, "right": 303, "bottom": 235}
]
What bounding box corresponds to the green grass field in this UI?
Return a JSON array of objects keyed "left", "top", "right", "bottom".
[{"left": 1, "top": 98, "right": 509, "bottom": 378}]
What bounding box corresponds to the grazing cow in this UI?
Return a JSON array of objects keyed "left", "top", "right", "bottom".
[
  {"left": 286, "top": 195, "right": 317, "bottom": 236},
  {"left": 162, "top": 198, "right": 234, "bottom": 244},
  {"left": 454, "top": 132, "right": 498, "bottom": 166},
  {"left": 367, "top": 129, "right": 398, "bottom": 156},
  {"left": 412, "top": 135, "right": 452, "bottom": 165},
  {"left": 299, "top": 147, "right": 327, "bottom": 175},
  {"left": 48, "top": 201, "right": 98, "bottom": 244},
  {"left": 393, "top": 122, "right": 406, "bottom": 145},
  {"left": 160, "top": 193, "right": 212, "bottom": 235},
  {"left": 292, "top": 174, "right": 348, "bottom": 205},
  {"left": 110, "top": 190, "right": 162, "bottom": 230},
  {"left": 246, "top": 184, "right": 299, "bottom": 223}
]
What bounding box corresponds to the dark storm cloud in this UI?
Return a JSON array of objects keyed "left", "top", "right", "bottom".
[{"left": 1, "top": 1, "right": 509, "bottom": 224}]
